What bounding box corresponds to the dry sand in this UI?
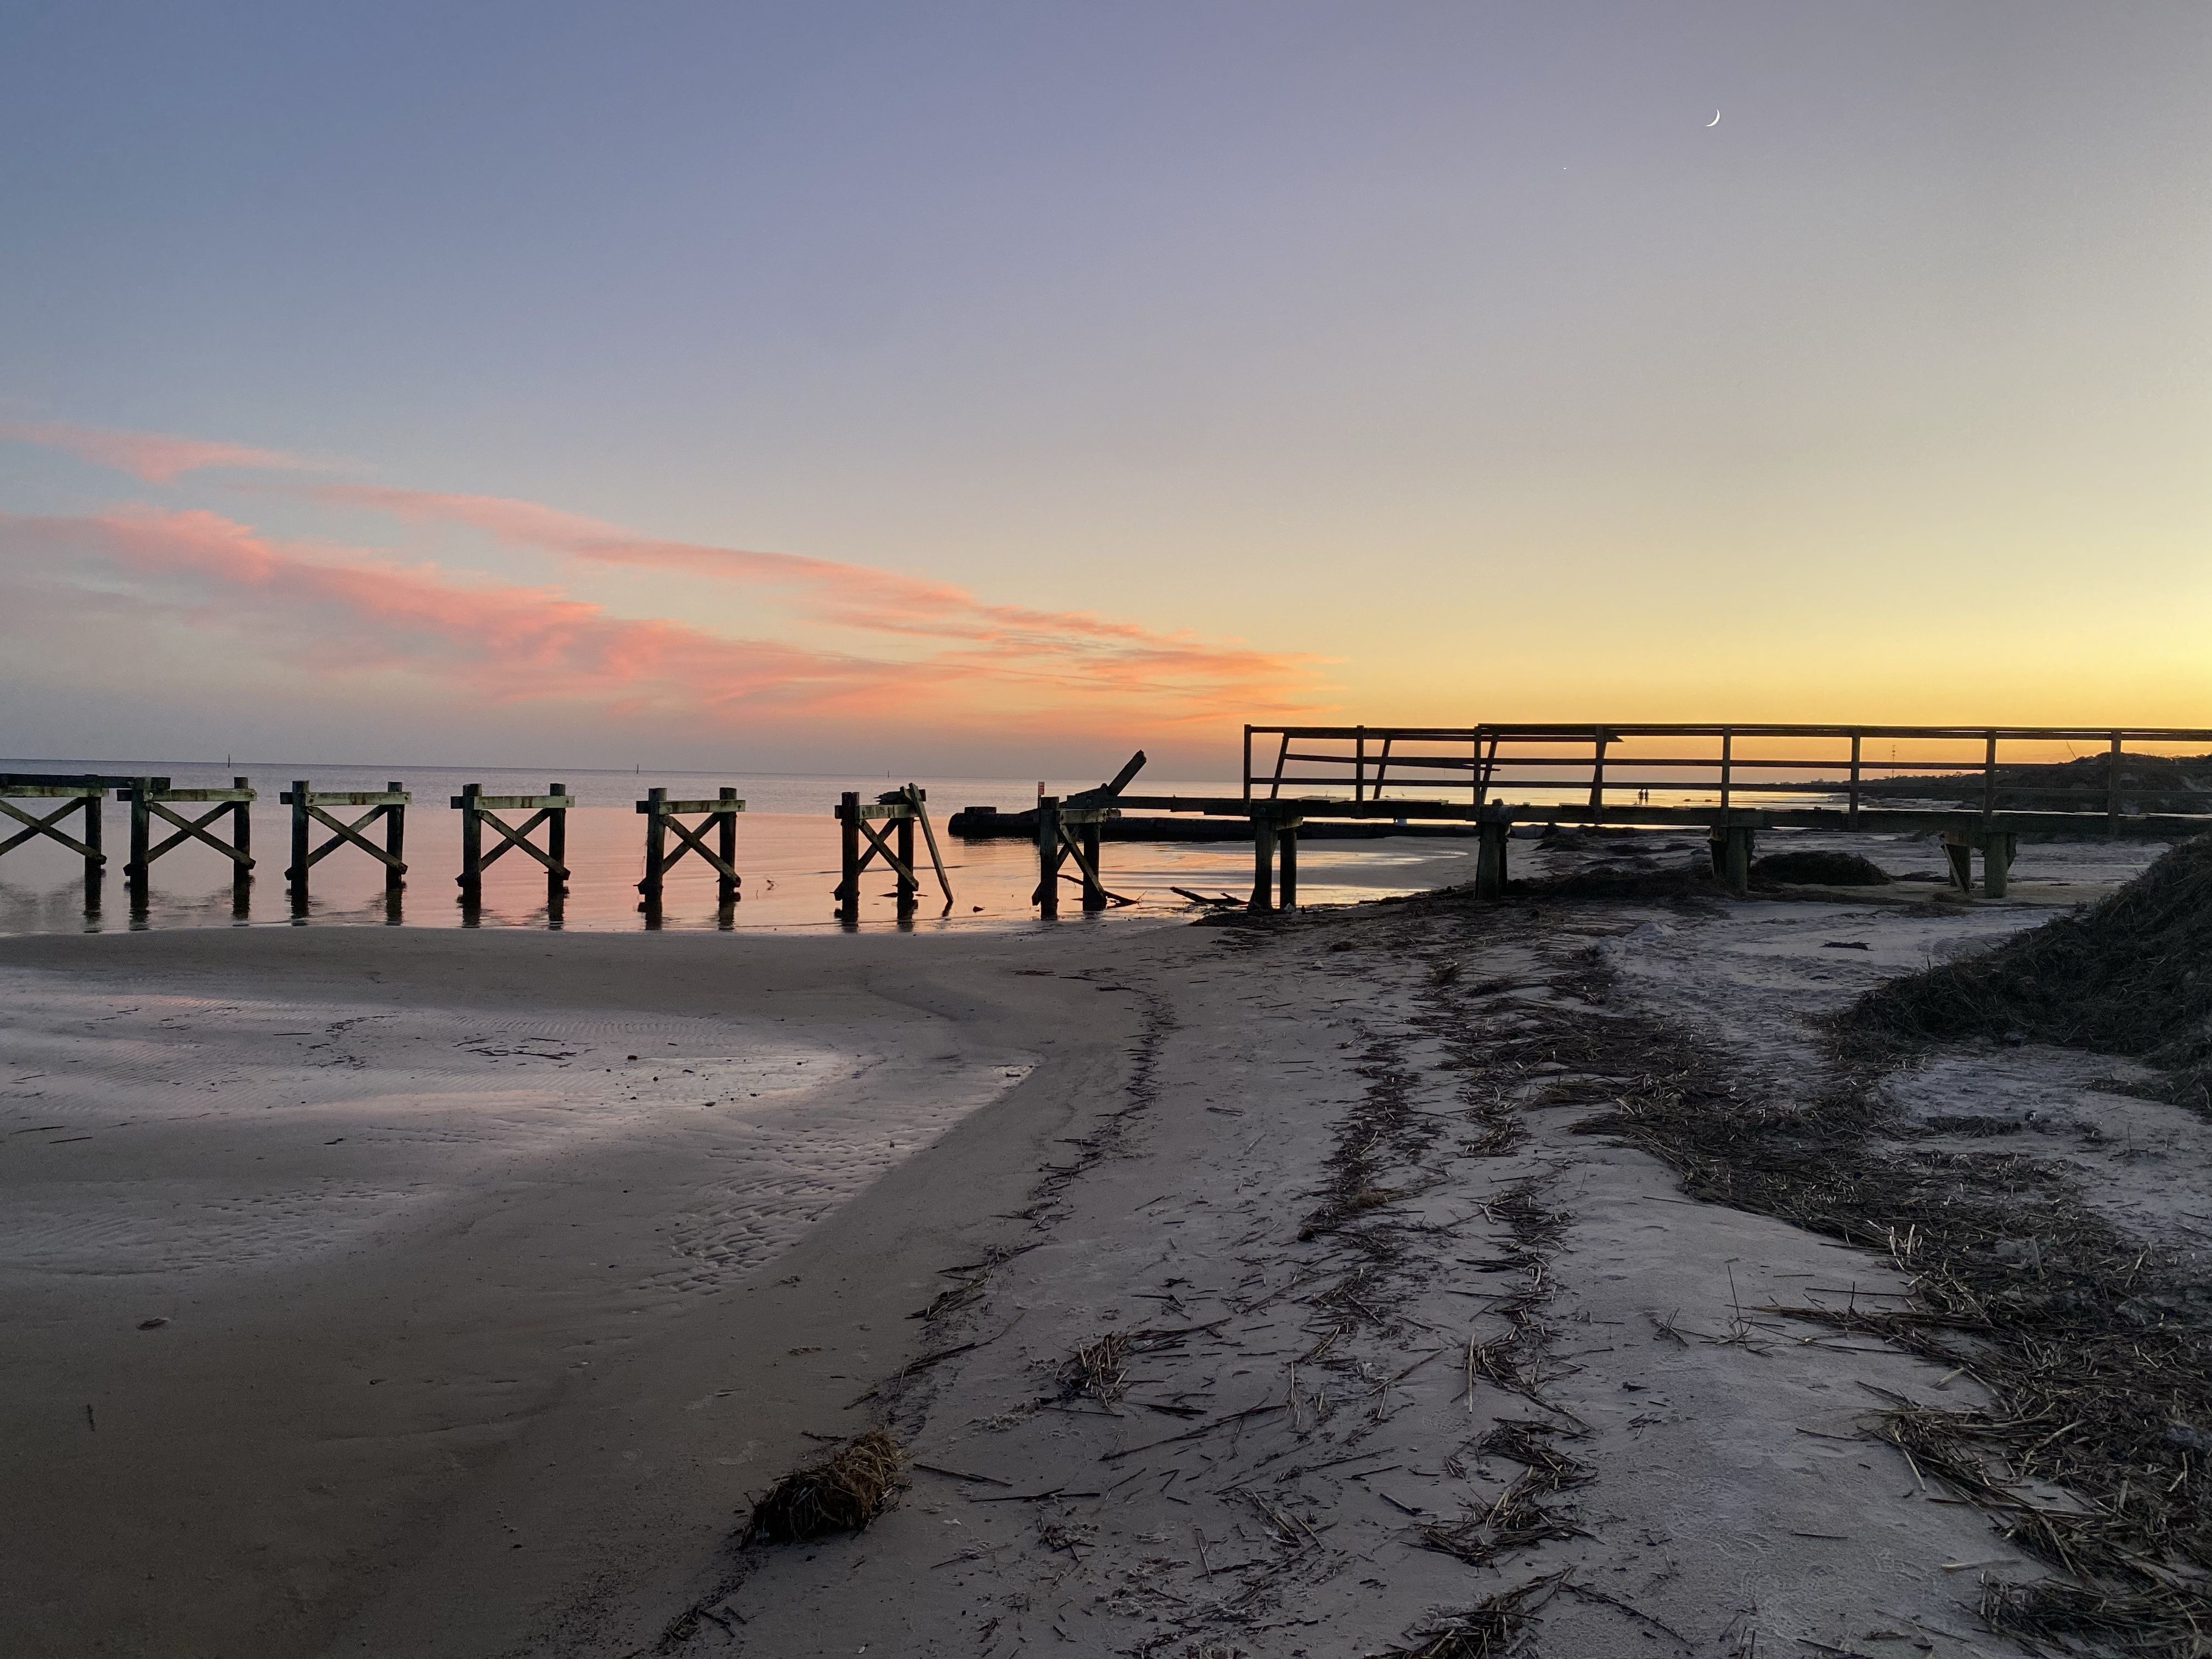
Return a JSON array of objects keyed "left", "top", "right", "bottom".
[{"left": 2, "top": 828, "right": 2196, "bottom": 1657}]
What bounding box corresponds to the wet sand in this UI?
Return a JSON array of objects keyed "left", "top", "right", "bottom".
[{"left": 4, "top": 830, "right": 2197, "bottom": 1657}]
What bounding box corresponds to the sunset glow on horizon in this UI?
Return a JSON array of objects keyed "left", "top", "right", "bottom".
[{"left": 3, "top": 5, "right": 2206, "bottom": 777}]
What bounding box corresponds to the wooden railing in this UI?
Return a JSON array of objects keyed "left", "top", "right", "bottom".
[{"left": 1242, "top": 724, "right": 2212, "bottom": 831}]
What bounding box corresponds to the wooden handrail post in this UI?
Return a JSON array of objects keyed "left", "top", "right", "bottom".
[
  {"left": 1242, "top": 727, "right": 1252, "bottom": 805},
  {"left": 1355, "top": 726, "right": 1366, "bottom": 804},
  {"left": 1719, "top": 731, "right": 1733, "bottom": 813},
  {"left": 1848, "top": 733, "right": 1861, "bottom": 828},
  {"left": 2108, "top": 730, "right": 2122, "bottom": 836},
  {"left": 1982, "top": 732, "right": 1997, "bottom": 830}
]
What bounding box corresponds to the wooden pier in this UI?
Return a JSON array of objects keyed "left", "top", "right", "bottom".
[
  {"left": 834, "top": 786, "right": 952, "bottom": 924},
  {"left": 637, "top": 787, "right": 744, "bottom": 918},
  {"left": 454, "top": 783, "right": 572, "bottom": 912},
  {"left": 1030, "top": 725, "right": 2212, "bottom": 913},
  {"left": 284, "top": 781, "right": 409, "bottom": 909}
]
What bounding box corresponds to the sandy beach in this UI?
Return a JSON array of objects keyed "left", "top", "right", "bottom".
[{"left": 4, "top": 829, "right": 2201, "bottom": 1657}]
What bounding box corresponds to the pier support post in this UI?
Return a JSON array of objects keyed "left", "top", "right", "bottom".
[
  {"left": 1277, "top": 821, "right": 1299, "bottom": 910},
  {"left": 548, "top": 784, "right": 569, "bottom": 907},
  {"left": 1476, "top": 819, "right": 1509, "bottom": 900},
  {"left": 289, "top": 780, "right": 311, "bottom": 909},
  {"left": 1716, "top": 825, "right": 1754, "bottom": 895},
  {"left": 895, "top": 809, "right": 917, "bottom": 918},
  {"left": 231, "top": 777, "right": 252, "bottom": 912},
  {"left": 1037, "top": 798, "right": 1062, "bottom": 919},
  {"left": 127, "top": 776, "right": 153, "bottom": 912},
  {"left": 1080, "top": 820, "right": 1105, "bottom": 911},
  {"left": 458, "top": 783, "right": 484, "bottom": 904},
  {"left": 642, "top": 787, "right": 669, "bottom": 911},
  {"left": 1249, "top": 814, "right": 1276, "bottom": 912},
  {"left": 839, "top": 791, "right": 861, "bottom": 924},
  {"left": 717, "top": 787, "right": 740, "bottom": 907},
  {"left": 383, "top": 783, "right": 405, "bottom": 895},
  {"left": 1985, "top": 832, "right": 2015, "bottom": 899},
  {"left": 82, "top": 789, "right": 103, "bottom": 915}
]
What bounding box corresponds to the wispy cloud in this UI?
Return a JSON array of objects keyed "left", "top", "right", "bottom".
[
  {"left": 0, "top": 506, "right": 1326, "bottom": 735},
  {"left": 307, "top": 481, "right": 1325, "bottom": 716},
  {"left": 0, "top": 420, "right": 318, "bottom": 482}
]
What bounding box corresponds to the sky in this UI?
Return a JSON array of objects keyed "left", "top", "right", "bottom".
[{"left": 2, "top": 2, "right": 2207, "bottom": 777}]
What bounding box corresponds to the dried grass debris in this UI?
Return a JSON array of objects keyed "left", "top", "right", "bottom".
[{"left": 740, "top": 1429, "right": 907, "bottom": 1545}]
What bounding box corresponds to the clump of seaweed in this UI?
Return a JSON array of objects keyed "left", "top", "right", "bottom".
[
  {"left": 1838, "top": 832, "right": 2212, "bottom": 1110},
  {"left": 1752, "top": 849, "right": 1892, "bottom": 887},
  {"left": 740, "top": 1429, "right": 907, "bottom": 1544},
  {"left": 1364, "top": 1574, "right": 1565, "bottom": 1657}
]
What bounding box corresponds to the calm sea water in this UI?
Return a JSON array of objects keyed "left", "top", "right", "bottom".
[{"left": 0, "top": 759, "right": 1481, "bottom": 935}]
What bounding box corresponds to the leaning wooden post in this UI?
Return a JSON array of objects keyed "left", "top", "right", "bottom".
[
  {"left": 1037, "top": 797, "right": 1062, "bottom": 919},
  {"left": 1277, "top": 821, "right": 1299, "bottom": 910},
  {"left": 716, "top": 787, "right": 739, "bottom": 906},
  {"left": 289, "top": 780, "right": 312, "bottom": 902},
  {"left": 127, "top": 776, "right": 153, "bottom": 909},
  {"left": 1476, "top": 816, "right": 1508, "bottom": 900},
  {"left": 1249, "top": 812, "right": 1276, "bottom": 913},
  {"left": 641, "top": 787, "right": 669, "bottom": 905},
  {"left": 383, "top": 782, "right": 407, "bottom": 893},
  {"left": 230, "top": 777, "right": 252, "bottom": 910},
  {"left": 1080, "top": 820, "right": 1105, "bottom": 912},
  {"left": 456, "top": 783, "right": 484, "bottom": 902},
  {"left": 895, "top": 810, "right": 917, "bottom": 917},
  {"left": 838, "top": 791, "right": 861, "bottom": 924}
]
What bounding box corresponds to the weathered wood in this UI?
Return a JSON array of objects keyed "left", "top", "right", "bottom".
[
  {"left": 285, "top": 778, "right": 409, "bottom": 902},
  {"left": 639, "top": 786, "right": 742, "bottom": 905},
  {"left": 0, "top": 795, "right": 104, "bottom": 861},
  {"left": 1249, "top": 815, "right": 1276, "bottom": 912},
  {"left": 838, "top": 792, "right": 861, "bottom": 924},
  {"left": 1475, "top": 820, "right": 1508, "bottom": 899},
  {"left": 1277, "top": 823, "right": 1298, "bottom": 910},
  {"left": 1037, "top": 797, "right": 1061, "bottom": 919},
  {"left": 896, "top": 812, "right": 917, "bottom": 917}
]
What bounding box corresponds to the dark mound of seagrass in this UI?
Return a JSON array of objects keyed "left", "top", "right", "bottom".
[
  {"left": 740, "top": 1429, "right": 906, "bottom": 1544},
  {"left": 1751, "top": 849, "right": 1892, "bottom": 887},
  {"left": 1508, "top": 860, "right": 1717, "bottom": 900},
  {"left": 1839, "top": 832, "right": 2212, "bottom": 1109}
]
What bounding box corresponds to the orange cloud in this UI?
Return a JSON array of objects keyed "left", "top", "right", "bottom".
[
  {"left": 0, "top": 420, "right": 317, "bottom": 483},
  {"left": 1, "top": 506, "right": 1327, "bottom": 734},
  {"left": 307, "top": 482, "right": 1305, "bottom": 680}
]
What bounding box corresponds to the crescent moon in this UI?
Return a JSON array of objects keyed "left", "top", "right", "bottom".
[{"left": 1707, "top": 110, "right": 1721, "bottom": 127}]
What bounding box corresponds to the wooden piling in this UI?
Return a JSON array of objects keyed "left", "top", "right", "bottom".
[
  {"left": 290, "top": 780, "right": 311, "bottom": 903},
  {"left": 1475, "top": 819, "right": 1508, "bottom": 899},
  {"left": 641, "top": 788, "right": 669, "bottom": 906},
  {"left": 384, "top": 783, "right": 405, "bottom": 894},
  {"left": 127, "top": 776, "right": 153, "bottom": 910},
  {"left": 231, "top": 777, "right": 252, "bottom": 910},
  {"left": 1277, "top": 821, "right": 1299, "bottom": 910},
  {"left": 1080, "top": 820, "right": 1105, "bottom": 911},
  {"left": 1037, "top": 797, "right": 1061, "bottom": 919},
  {"left": 839, "top": 791, "right": 861, "bottom": 924},
  {"left": 458, "top": 783, "right": 484, "bottom": 901},
  {"left": 717, "top": 787, "right": 739, "bottom": 906},
  {"left": 1249, "top": 814, "right": 1275, "bottom": 912},
  {"left": 895, "top": 810, "right": 917, "bottom": 917}
]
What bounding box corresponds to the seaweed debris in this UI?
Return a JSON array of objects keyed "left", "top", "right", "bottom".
[
  {"left": 1838, "top": 831, "right": 2212, "bottom": 1110},
  {"left": 1751, "top": 849, "right": 1892, "bottom": 887},
  {"left": 741, "top": 1429, "right": 907, "bottom": 1545}
]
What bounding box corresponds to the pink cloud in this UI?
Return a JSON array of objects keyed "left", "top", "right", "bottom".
[
  {"left": 306, "top": 482, "right": 1316, "bottom": 698},
  {"left": 1, "top": 507, "right": 1327, "bottom": 734},
  {"left": 1, "top": 420, "right": 315, "bottom": 483}
]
